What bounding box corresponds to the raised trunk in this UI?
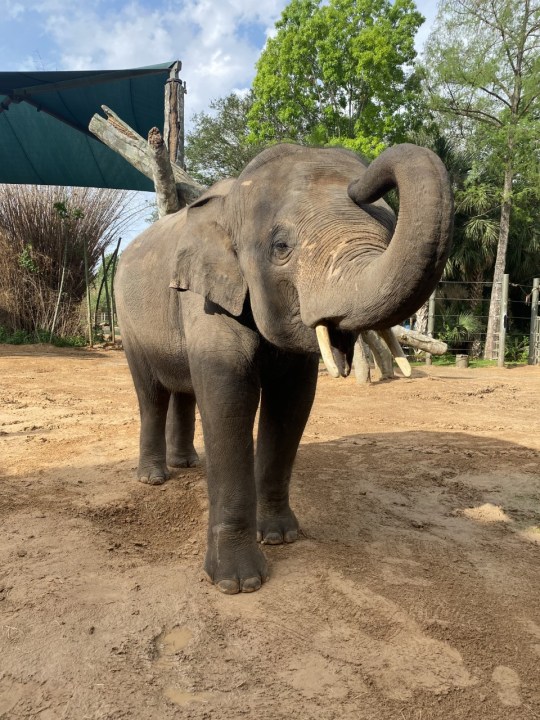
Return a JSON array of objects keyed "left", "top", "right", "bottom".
[{"left": 305, "top": 144, "right": 453, "bottom": 333}]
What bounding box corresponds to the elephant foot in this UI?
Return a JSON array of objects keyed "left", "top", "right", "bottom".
[
  {"left": 167, "top": 449, "right": 200, "bottom": 468},
  {"left": 257, "top": 507, "right": 299, "bottom": 545},
  {"left": 204, "top": 526, "right": 268, "bottom": 594},
  {"left": 137, "top": 463, "right": 170, "bottom": 485}
]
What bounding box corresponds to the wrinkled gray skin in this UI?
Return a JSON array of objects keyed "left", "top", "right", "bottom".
[{"left": 115, "top": 143, "right": 453, "bottom": 594}]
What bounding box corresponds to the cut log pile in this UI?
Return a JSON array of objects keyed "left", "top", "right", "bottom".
[{"left": 353, "top": 327, "right": 448, "bottom": 384}]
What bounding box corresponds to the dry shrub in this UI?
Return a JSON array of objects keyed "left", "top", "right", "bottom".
[{"left": 0, "top": 185, "right": 138, "bottom": 338}]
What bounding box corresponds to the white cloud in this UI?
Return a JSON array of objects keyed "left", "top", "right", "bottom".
[
  {"left": 6, "top": 1, "right": 284, "bottom": 124},
  {"left": 2, "top": 0, "right": 437, "bottom": 124}
]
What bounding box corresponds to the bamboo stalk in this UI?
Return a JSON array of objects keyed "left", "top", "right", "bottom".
[
  {"left": 50, "top": 233, "right": 68, "bottom": 342},
  {"left": 101, "top": 248, "right": 113, "bottom": 337},
  {"left": 109, "top": 237, "right": 122, "bottom": 344},
  {"left": 83, "top": 235, "right": 93, "bottom": 347}
]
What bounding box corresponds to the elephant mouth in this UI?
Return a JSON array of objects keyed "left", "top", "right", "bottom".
[{"left": 315, "top": 324, "right": 355, "bottom": 378}]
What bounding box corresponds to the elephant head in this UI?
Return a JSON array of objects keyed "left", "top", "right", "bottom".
[{"left": 170, "top": 143, "right": 453, "bottom": 376}]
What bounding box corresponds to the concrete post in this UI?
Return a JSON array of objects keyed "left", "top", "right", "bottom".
[
  {"left": 528, "top": 278, "right": 539, "bottom": 364},
  {"left": 425, "top": 290, "right": 436, "bottom": 366}
]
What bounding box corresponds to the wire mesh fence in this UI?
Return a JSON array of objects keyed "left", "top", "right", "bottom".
[{"left": 418, "top": 277, "right": 540, "bottom": 364}]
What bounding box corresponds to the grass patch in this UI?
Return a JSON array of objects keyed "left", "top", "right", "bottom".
[{"left": 409, "top": 354, "right": 498, "bottom": 368}]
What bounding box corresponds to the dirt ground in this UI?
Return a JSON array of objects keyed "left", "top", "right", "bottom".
[{"left": 1, "top": 345, "right": 539, "bottom": 720}]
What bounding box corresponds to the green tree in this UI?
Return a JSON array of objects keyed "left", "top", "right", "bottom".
[
  {"left": 248, "top": 0, "right": 425, "bottom": 156},
  {"left": 185, "top": 92, "right": 266, "bottom": 186},
  {"left": 424, "top": 0, "right": 540, "bottom": 358}
]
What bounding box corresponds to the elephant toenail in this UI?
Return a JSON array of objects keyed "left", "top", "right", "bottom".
[
  {"left": 241, "top": 577, "right": 262, "bottom": 592},
  {"left": 262, "top": 532, "right": 283, "bottom": 545},
  {"left": 216, "top": 579, "right": 240, "bottom": 594}
]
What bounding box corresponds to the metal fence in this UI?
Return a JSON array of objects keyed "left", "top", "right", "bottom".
[{"left": 421, "top": 276, "right": 540, "bottom": 366}]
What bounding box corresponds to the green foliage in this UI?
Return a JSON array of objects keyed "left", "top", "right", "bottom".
[
  {"left": 438, "top": 310, "right": 482, "bottom": 347},
  {"left": 185, "top": 93, "right": 266, "bottom": 186},
  {"left": 423, "top": 1, "right": 540, "bottom": 356},
  {"left": 17, "top": 244, "right": 39, "bottom": 274},
  {"left": 53, "top": 201, "right": 84, "bottom": 222},
  {"left": 248, "top": 0, "right": 425, "bottom": 154},
  {"left": 0, "top": 325, "right": 86, "bottom": 347},
  {"left": 505, "top": 334, "right": 530, "bottom": 363}
]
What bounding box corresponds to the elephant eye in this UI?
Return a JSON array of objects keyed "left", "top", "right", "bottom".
[
  {"left": 271, "top": 239, "right": 293, "bottom": 264},
  {"left": 269, "top": 224, "right": 296, "bottom": 265}
]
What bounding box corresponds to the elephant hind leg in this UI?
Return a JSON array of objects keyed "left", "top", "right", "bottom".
[
  {"left": 124, "top": 347, "right": 171, "bottom": 485},
  {"left": 136, "top": 381, "right": 170, "bottom": 484},
  {"left": 166, "top": 392, "right": 200, "bottom": 468}
]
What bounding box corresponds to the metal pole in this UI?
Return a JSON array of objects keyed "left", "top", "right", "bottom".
[
  {"left": 497, "top": 274, "right": 509, "bottom": 367},
  {"left": 425, "top": 290, "right": 436, "bottom": 366},
  {"left": 528, "top": 278, "right": 539, "bottom": 364}
]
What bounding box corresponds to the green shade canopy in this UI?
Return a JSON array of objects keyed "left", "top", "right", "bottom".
[{"left": 0, "top": 62, "right": 176, "bottom": 191}]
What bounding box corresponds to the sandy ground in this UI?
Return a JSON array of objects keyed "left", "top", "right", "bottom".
[{"left": 1, "top": 345, "right": 539, "bottom": 720}]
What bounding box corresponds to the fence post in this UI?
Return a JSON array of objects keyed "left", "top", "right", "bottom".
[
  {"left": 497, "top": 274, "right": 509, "bottom": 367},
  {"left": 425, "top": 290, "right": 436, "bottom": 366},
  {"left": 528, "top": 278, "right": 539, "bottom": 365}
]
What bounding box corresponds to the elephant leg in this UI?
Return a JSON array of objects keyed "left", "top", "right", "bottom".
[
  {"left": 255, "top": 352, "right": 319, "bottom": 545},
  {"left": 194, "top": 359, "right": 267, "bottom": 594},
  {"left": 131, "top": 368, "right": 170, "bottom": 485},
  {"left": 166, "top": 392, "right": 200, "bottom": 468},
  {"left": 184, "top": 303, "right": 267, "bottom": 593}
]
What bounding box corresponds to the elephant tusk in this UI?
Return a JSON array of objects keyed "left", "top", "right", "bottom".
[
  {"left": 378, "top": 328, "right": 412, "bottom": 378},
  {"left": 315, "top": 325, "right": 340, "bottom": 379}
]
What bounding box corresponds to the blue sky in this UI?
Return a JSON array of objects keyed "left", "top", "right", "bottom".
[
  {"left": 0, "top": 0, "right": 439, "bottom": 239},
  {"left": 0, "top": 0, "right": 439, "bottom": 123}
]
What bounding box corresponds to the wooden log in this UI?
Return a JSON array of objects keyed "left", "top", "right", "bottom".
[
  {"left": 89, "top": 105, "right": 203, "bottom": 206},
  {"left": 164, "top": 61, "right": 186, "bottom": 167},
  {"left": 391, "top": 326, "right": 447, "bottom": 355},
  {"left": 148, "top": 127, "right": 180, "bottom": 217},
  {"left": 353, "top": 336, "right": 371, "bottom": 384},
  {"left": 379, "top": 328, "right": 412, "bottom": 377},
  {"left": 362, "top": 330, "right": 394, "bottom": 379}
]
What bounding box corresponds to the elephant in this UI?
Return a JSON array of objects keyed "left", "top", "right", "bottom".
[{"left": 115, "top": 142, "right": 453, "bottom": 594}]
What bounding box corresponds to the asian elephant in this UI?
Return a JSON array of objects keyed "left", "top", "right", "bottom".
[{"left": 115, "top": 143, "right": 453, "bottom": 594}]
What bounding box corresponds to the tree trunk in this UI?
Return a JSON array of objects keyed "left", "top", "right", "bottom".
[
  {"left": 89, "top": 106, "right": 203, "bottom": 207},
  {"left": 148, "top": 127, "right": 180, "bottom": 217},
  {"left": 484, "top": 163, "right": 513, "bottom": 359},
  {"left": 391, "top": 326, "right": 446, "bottom": 354}
]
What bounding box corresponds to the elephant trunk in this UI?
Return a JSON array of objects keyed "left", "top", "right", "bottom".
[{"left": 302, "top": 144, "right": 453, "bottom": 336}]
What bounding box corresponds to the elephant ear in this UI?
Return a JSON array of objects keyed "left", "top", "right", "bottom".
[{"left": 169, "top": 179, "right": 247, "bottom": 317}]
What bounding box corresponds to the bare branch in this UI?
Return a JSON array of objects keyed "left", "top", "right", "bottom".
[{"left": 89, "top": 106, "right": 204, "bottom": 207}]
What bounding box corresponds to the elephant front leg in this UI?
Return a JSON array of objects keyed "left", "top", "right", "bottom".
[
  {"left": 193, "top": 352, "right": 268, "bottom": 594},
  {"left": 256, "top": 353, "right": 319, "bottom": 544}
]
